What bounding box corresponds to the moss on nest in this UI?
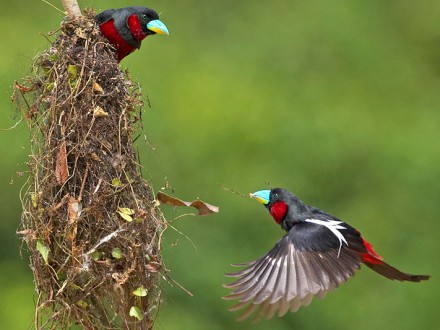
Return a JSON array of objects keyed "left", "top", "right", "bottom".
[{"left": 14, "top": 11, "right": 165, "bottom": 329}]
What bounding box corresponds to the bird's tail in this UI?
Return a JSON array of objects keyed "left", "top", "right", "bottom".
[
  {"left": 363, "top": 259, "right": 430, "bottom": 282},
  {"left": 360, "top": 237, "right": 430, "bottom": 282}
]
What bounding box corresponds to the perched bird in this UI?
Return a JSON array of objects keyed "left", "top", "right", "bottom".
[
  {"left": 224, "top": 188, "right": 430, "bottom": 321},
  {"left": 95, "top": 6, "right": 169, "bottom": 62}
]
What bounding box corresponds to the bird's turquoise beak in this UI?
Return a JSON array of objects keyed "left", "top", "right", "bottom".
[
  {"left": 147, "top": 19, "right": 169, "bottom": 35},
  {"left": 250, "top": 190, "right": 270, "bottom": 205}
]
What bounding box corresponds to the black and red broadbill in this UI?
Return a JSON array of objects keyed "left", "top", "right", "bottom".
[
  {"left": 224, "top": 188, "right": 430, "bottom": 321},
  {"left": 95, "top": 6, "right": 169, "bottom": 62}
]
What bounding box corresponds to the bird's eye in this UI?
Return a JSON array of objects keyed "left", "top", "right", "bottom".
[
  {"left": 272, "top": 193, "right": 279, "bottom": 200},
  {"left": 142, "top": 14, "right": 148, "bottom": 20}
]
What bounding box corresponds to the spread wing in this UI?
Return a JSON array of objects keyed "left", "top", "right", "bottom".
[{"left": 223, "top": 220, "right": 365, "bottom": 321}]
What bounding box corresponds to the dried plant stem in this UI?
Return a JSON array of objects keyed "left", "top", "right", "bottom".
[{"left": 61, "top": 0, "right": 82, "bottom": 18}]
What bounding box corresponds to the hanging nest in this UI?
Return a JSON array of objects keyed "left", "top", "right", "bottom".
[{"left": 14, "top": 11, "right": 165, "bottom": 329}]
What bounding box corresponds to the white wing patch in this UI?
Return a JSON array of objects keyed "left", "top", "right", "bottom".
[{"left": 305, "top": 219, "right": 348, "bottom": 257}]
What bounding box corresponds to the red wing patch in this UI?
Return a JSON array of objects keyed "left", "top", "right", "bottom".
[{"left": 361, "top": 237, "right": 384, "bottom": 265}]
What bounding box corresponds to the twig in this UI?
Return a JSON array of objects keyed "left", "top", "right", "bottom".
[
  {"left": 60, "top": 0, "right": 82, "bottom": 18},
  {"left": 41, "top": 0, "right": 65, "bottom": 15},
  {"left": 77, "top": 164, "right": 89, "bottom": 203},
  {"left": 85, "top": 228, "right": 125, "bottom": 255},
  {"left": 49, "top": 193, "right": 70, "bottom": 213},
  {"left": 218, "top": 184, "right": 248, "bottom": 198},
  {"left": 0, "top": 118, "right": 22, "bottom": 131}
]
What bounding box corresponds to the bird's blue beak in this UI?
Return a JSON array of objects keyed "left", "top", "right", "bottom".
[
  {"left": 147, "top": 20, "right": 169, "bottom": 35},
  {"left": 250, "top": 190, "right": 270, "bottom": 205}
]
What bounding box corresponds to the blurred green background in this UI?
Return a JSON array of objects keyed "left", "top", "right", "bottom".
[{"left": 1, "top": 0, "right": 439, "bottom": 329}]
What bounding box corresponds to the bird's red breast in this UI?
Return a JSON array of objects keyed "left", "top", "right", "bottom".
[
  {"left": 269, "top": 201, "right": 288, "bottom": 224},
  {"left": 99, "top": 20, "right": 134, "bottom": 61},
  {"left": 99, "top": 15, "right": 146, "bottom": 62}
]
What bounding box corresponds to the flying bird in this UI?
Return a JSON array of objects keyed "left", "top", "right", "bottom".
[
  {"left": 224, "top": 188, "right": 430, "bottom": 321},
  {"left": 95, "top": 6, "right": 169, "bottom": 62}
]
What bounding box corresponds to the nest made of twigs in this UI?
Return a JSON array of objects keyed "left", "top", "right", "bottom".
[{"left": 14, "top": 11, "right": 165, "bottom": 329}]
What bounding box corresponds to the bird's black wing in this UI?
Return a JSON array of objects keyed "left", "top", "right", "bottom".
[
  {"left": 224, "top": 220, "right": 365, "bottom": 321},
  {"left": 94, "top": 9, "right": 116, "bottom": 24},
  {"left": 112, "top": 8, "right": 140, "bottom": 48}
]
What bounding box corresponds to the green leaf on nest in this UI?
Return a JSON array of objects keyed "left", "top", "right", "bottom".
[
  {"left": 133, "top": 285, "right": 148, "bottom": 297},
  {"left": 112, "top": 247, "right": 122, "bottom": 259},
  {"left": 77, "top": 300, "right": 88, "bottom": 308},
  {"left": 47, "top": 82, "right": 55, "bottom": 91},
  {"left": 111, "top": 178, "right": 122, "bottom": 187},
  {"left": 36, "top": 239, "right": 49, "bottom": 264},
  {"left": 67, "top": 64, "right": 77, "bottom": 80},
  {"left": 30, "top": 192, "right": 38, "bottom": 208},
  {"left": 90, "top": 250, "right": 100, "bottom": 261},
  {"left": 117, "top": 207, "right": 135, "bottom": 222},
  {"left": 129, "top": 306, "right": 143, "bottom": 321}
]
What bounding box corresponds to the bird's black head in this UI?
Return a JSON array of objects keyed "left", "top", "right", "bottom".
[
  {"left": 96, "top": 6, "right": 169, "bottom": 37},
  {"left": 122, "top": 6, "right": 161, "bottom": 35},
  {"left": 251, "top": 188, "right": 308, "bottom": 231},
  {"left": 123, "top": 6, "right": 169, "bottom": 36}
]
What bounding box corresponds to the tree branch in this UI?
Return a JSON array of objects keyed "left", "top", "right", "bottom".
[{"left": 61, "top": 0, "right": 82, "bottom": 18}]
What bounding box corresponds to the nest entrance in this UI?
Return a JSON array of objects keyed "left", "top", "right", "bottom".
[{"left": 15, "top": 12, "right": 165, "bottom": 329}]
